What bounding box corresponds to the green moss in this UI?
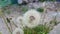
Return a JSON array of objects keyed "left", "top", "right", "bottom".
[{"left": 37, "top": 8, "right": 44, "bottom": 13}]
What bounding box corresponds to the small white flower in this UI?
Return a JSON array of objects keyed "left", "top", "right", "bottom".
[
  {"left": 16, "top": 16, "right": 25, "bottom": 28},
  {"left": 49, "top": 23, "right": 60, "bottom": 34},
  {"left": 12, "top": 28, "right": 24, "bottom": 34},
  {"left": 16, "top": 16, "right": 23, "bottom": 24},
  {"left": 23, "top": 9, "right": 41, "bottom": 28},
  {"left": 10, "top": 16, "right": 24, "bottom": 29}
]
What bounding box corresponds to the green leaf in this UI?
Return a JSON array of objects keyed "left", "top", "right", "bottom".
[{"left": 37, "top": 8, "right": 44, "bottom": 13}]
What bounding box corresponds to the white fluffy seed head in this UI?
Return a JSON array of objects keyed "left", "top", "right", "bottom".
[
  {"left": 23, "top": 9, "right": 41, "bottom": 28},
  {"left": 12, "top": 28, "right": 24, "bottom": 34},
  {"left": 16, "top": 16, "right": 25, "bottom": 28},
  {"left": 11, "top": 16, "right": 24, "bottom": 29},
  {"left": 16, "top": 16, "right": 23, "bottom": 24}
]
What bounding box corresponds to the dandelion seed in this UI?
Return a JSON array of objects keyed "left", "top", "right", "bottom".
[
  {"left": 11, "top": 16, "right": 24, "bottom": 28},
  {"left": 23, "top": 9, "right": 41, "bottom": 28},
  {"left": 16, "top": 16, "right": 25, "bottom": 28},
  {"left": 12, "top": 28, "right": 24, "bottom": 34}
]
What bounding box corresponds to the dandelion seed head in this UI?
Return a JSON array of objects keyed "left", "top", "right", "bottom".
[
  {"left": 23, "top": 9, "right": 41, "bottom": 28},
  {"left": 12, "top": 28, "right": 24, "bottom": 34}
]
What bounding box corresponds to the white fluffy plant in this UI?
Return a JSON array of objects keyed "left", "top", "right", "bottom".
[
  {"left": 16, "top": 16, "right": 25, "bottom": 29},
  {"left": 23, "top": 9, "right": 42, "bottom": 28},
  {"left": 12, "top": 27, "right": 24, "bottom": 34},
  {"left": 13, "top": 16, "right": 25, "bottom": 28},
  {"left": 12, "top": 16, "right": 24, "bottom": 34}
]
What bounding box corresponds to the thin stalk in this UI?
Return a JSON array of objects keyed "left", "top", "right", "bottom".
[
  {"left": 1, "top": 15, "right": 12, "bottom": 34},
  {"left": 0, "top": 9, "right": 12, "bottom": 34},
  {"left": 11, "top": 21, "right": 18, "bottom": 27},
  {"left": 9, "top": 22, "right": 13, "bottom": 32},
  {"left": 42, "top": 8, "right": 47, "bottom": 25},
  {"left": 54, "top": 10, "right": 58, "bottom": 25}
]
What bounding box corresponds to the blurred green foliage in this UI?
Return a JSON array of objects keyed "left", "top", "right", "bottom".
[
  {"left": 50, "top": 0, "right": 55, "bottom": 1},
  {"left": 21, "top": 6, "right": 28, "bottom": 13},
  {"left": 37, "top": 8, "right": 44, "bottom": 13},
  {"left": 0, "top": 32, "right": 2, "bottom": 34},
  {"left": 39, "top": 0, "right": 56, "bottom": 2},
  {"left": 24, "top": 25, "right": 51, "bottom": 34},
  {"left": 2, "top": 10, "right": 11, "bottom": 15}
]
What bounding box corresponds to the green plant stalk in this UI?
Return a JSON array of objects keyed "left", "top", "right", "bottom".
[
  {"left": 0, "top": 10, "right": 12, "bottom": 34},
  {"left": 24, "top": 25, "right": 51, "bottom": 34},
  {"left": 53, "top": 10, "right": 58, "bottom": 25},
  {"left": 42, "top": 8, "right": 47, "bottom": 24},
  {"left": 12, "top": 21, "right": 18, "bottom": 27}
]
